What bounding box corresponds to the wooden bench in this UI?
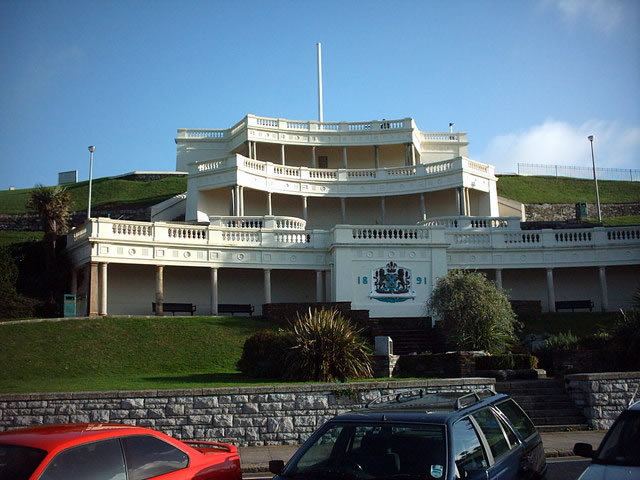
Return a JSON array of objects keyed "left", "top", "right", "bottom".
[
  {"left": 218, "top": 304, "right": 254, "bottom": 316},
  {"left": 152, "top": 302, "right": 197, "bottom": 316},
  {"left": 555, "top": 300, "right": 594, "bottom": 312}
]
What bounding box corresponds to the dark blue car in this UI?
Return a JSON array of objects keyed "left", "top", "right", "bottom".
[{"left": 269, "top": 389, "right": 546, "bottom": 479}]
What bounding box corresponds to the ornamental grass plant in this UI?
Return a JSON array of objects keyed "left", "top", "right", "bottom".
[{"left": 286, "top": 308, "right": 373, "bottom": 382}]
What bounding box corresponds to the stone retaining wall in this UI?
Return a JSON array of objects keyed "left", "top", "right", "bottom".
[
  {"left": 525, "top": 202, "right": 640, "bottom": 222},
  {"left": 565, "top": 372, "right": 640, "bottom": 429},
  {"left": 0, "top": 379, "right": 493, "bottom": 446}
]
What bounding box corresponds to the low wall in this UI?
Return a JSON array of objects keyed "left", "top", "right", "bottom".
[
  {"left": 565, "top": 372, "right": 640, "bottom": 429},
  {"left": 525, "top": 202, "right": 640, "bottom": 222},
  {"left": 0, "top": 378, "right": 493, "bottom": 446}
]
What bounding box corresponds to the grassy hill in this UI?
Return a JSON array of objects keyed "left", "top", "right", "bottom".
[
  {"left": 1, "top": 175, "right": 637, "bottom": 217},
  {"left": 496, "top": 175, "right": 640, "bottom": 204},
  {"left": 0, "top": 316, "right": 270, "bottom": 393},
  {"left": 0, "top": 176, "right": 187, "bottom": 215}
]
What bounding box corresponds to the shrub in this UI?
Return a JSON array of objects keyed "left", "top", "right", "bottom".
[
  {"left": 512, "top": 354, "right": 539, "bottom": 370},
  {"left": 286, "top": 308, "right": 372, "bottom": 382},
  {"left": 0, "top": 246, "right": 37, "bottom": 319},
  {"left": 475, "top": 355, "right": 514, "bottom": 371},
  {"left": 236, "top": 329, "right": 295, "bottom": 378},
  {"left": 609, "top": 310, "right": 640, "bottom": 371},
  {"left": 429, "top": 270, "right": 518, "bottom": 354},
  {"left": 543, "top": 332, "right": 579, "bottom": 351}
]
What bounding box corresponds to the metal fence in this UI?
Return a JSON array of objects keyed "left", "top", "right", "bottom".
[{"left": 515, "top": 163, "right": 639, "bottom": 182}]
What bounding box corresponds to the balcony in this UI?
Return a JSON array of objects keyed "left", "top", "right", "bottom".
[{"left": 188, "top": 154, "right": 495, "bottom": 197}]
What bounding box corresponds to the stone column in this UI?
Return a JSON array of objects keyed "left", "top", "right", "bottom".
[
  {"left": 99, "top": 263, "right": 108, "bottom": 316},
  {"left": 495, "top": 269, "right": 503, "bottom": 289},
  {"left": 342, "top": 147, "right": 348, "bottom": 169},
  {"left": 88, "top": 262, "right": 99, "bottom": 317},
  {"left": 280, "top": 144, "right": 286, "bottom": 165},
  {"left": 546, "top": 268, "right": 556, "bottom": 313},
  {"left": 239, "top": 186, "right": 245, "bottom": 216},
  {"left": 374, "top": 145, "right": 380, "bottom": 169},
  {"left": 210, "top": 267, "right": 219, "bottom": 315},
  {"left": 230, "top": 187, "right": 236, "bottom": 216},
  {"left": 246, "top": 141, "right": 252, "bottom": 158},
  {"left": 155, "top": 265, "right": 164, "bottom": 316},
  {"left": 316, "top": 270, "right": 324, "bottom": 302},
  {"left": 253, "top": 141, "right": 258, "bottom": 159},
  {"left": 302, "top": 196, "right": 308, "bottom": 221},
  {"left": 267, "top": 192, "right": 273, "bottom": 215},
  {"left": 234, "top": 186, "right": 240, "bottom": 216},
  {"left": 264, "top": 269, "right": 271, "bottom": 304},
  {"left": 465, "top": 188, "right": 471, "bottom": 215},
  {"left": 70, "top": 268, "right": 78, "bottom": 295},
  {"left": 340, "top": 198, "right": 347, "bottom": 223},
  {"left": 456, "top": 187, "right": 465, "bottom": 216},
  {"left": 380, "top": 197, "right": 386, "bottom": 224},
  {"left": 419, "top": 193, "right": 426, "bottom": 221},
  {"left": 410, "top": 144, "right": 416, "bottom": 166},
  {"left": 598, "top": 266, "right": 608, "bottom": 312},
  {"left": 311, "top": 146, "right": 317, "bottom": 168}
]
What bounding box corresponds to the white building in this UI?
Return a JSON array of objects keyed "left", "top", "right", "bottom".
[{"left": 66, "top": 114, "right": 640, "bottom": 318}]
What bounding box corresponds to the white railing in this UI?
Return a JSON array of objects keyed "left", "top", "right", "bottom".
[
  {"left": 177, "top": 115, "right": 415, "bottom": 141},
  {"left": 423, "top": 216, "right": 520, "bottom": 230},
  {"left": 190, "top": 155, "right": 488, "bottom": 183},
  {"left": 421, "top": 132, "right": 467, "bottom": 142},
  {"left": 67, "top": 220, "right": 640, "bottom": 259},
  {"left": 208, "top": 216, "right": 307, "bottom": 230}
]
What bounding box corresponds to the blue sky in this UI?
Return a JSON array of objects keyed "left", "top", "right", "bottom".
[{"left": 1, "top": 0, "right": 638, "bottom": 189}]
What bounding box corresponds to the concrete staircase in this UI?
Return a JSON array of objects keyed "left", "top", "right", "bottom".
[{"left": 496, "top": 379, "right": 589, "bottom": 432}]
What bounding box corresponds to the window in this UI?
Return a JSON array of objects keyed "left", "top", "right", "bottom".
[
  {"left": 0, "top": 444, "right": 47, "bottom": 480},
  {"left": 122, "top": 435, "right": 188, "bottom": 480},
  {"left": 290, "top": 423, "right": 447, "bottom": 479},
  {"left": 494, "top": 410, "right": 519, "bottom": 448},
  {"left": 496, "top": 399, "right": 536, "bottom": 439},
  {"left": 40, "top": 439, "right": 126, "bottom": 480},
  {"left": 472, "top": 408, "right": 511, "bottom": 459},
  {"left": 452, "top": 418, "right": 488, "bottom": 479},
  {"left": 596, "top": 411, "right": 640, "bottom": 467}
]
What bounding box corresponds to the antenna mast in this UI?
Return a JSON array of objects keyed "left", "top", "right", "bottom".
[{"left": 317, "top": 42, "right": 324, "bottom": 122}]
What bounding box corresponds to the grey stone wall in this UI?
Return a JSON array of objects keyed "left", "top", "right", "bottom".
[
  {"left": 565, "top": 372, "right": 640, "bottom": 429},
  {"left": 0, "top": 379, "right": 493, "bottom": 446},
  {"left": 525, "top": 202, "right": 640, "bottom": 222}
]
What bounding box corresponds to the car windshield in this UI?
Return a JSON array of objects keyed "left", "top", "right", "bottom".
[
  {"left": 0, "top": 443, "right": 48, "bottom": 480},
  {"left": 283, "top": 422, "right": 447, "bottom": 479},
  {"left": 596, "top": 410, "right": 640, "bottom": 467}
]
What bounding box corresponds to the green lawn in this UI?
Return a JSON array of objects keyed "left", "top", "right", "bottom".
[
  {"left": 0, "top": 176, "right": 187, "bottom": 215},
  {"left": 519, "top": 312, "right": 620, "bottom": 338},
  {"left": 497, "top": 175, "right": 640, "bottom": 204},
  {"left": 0, "top": 230, "right": 43, "bottom": 247},
  {"left": 0, "top": 316, "right": 276, "bottom": 393},
  {"left": 592, "top": 215, "right": 640, "bottom": 226}
]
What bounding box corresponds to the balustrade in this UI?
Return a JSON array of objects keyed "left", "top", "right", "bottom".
[{"left": 351, "top": 227, "right": 427, "bottom": 241}]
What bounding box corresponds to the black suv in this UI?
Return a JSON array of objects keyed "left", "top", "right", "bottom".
[{"left": 270, "top": 389, "right": 546, "bottom": 479}]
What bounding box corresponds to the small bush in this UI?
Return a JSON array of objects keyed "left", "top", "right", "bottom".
[
  {"left": 543, "top": 332, "right": 579, "bottom": 351},
  {"left": 236, "top": 329, "right": 295, "bottom": 378},
  {"left": 475, "top": 355, "right": 514, "bottom": 371},
  {"left": 512, "top": 354, "right": 539, "bottom": 370},
  {"left": 429, "top": 270, "right": 519, "bottom": 354},
  {"left": 286, "top": 308, "right": 372, "bottom": 382},
  {"left": 609, "top": 310, "right": 640, "bottom": 371}
]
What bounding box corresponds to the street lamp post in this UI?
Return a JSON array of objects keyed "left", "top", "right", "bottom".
[
  {"left": 587, "top": 135, "right": 602, "bottom": 223},
  {"left": 87, "top": 146, "right": 95, "bottom": 220}
]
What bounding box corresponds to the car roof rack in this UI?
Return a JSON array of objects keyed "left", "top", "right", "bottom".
[{"left": 366, "top": 388, "right": 497, "bottom": 411}]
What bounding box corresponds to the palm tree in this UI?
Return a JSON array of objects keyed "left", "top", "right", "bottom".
[{"left": 27, "top": 185, "right": 72, "bottom": 307}]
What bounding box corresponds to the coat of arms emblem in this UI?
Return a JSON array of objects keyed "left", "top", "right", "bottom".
[{"left": 370, "top": 261, "right": 415, "bottom": 303}]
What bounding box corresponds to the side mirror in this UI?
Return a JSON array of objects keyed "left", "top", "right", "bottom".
[
  {"left": 269, "top": 459, "right": 285, "bottom": 475},
  {"left": 573, "top": 442, "right": 595, "bottom": 458}
]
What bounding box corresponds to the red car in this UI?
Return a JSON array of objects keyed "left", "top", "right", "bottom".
[{"left": 0, "top": 423, "right": 241, "bottom": 480}]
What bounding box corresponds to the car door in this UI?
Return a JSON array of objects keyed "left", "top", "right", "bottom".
[
  {"left": 471, "top": 408, "right": 522, "bottom": 480},
  {"left": 451, "top": 417, "right": 491, "bottom": 480},
  {"left": 38, "top": 438, "right": 127, "bottom": 480}
]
